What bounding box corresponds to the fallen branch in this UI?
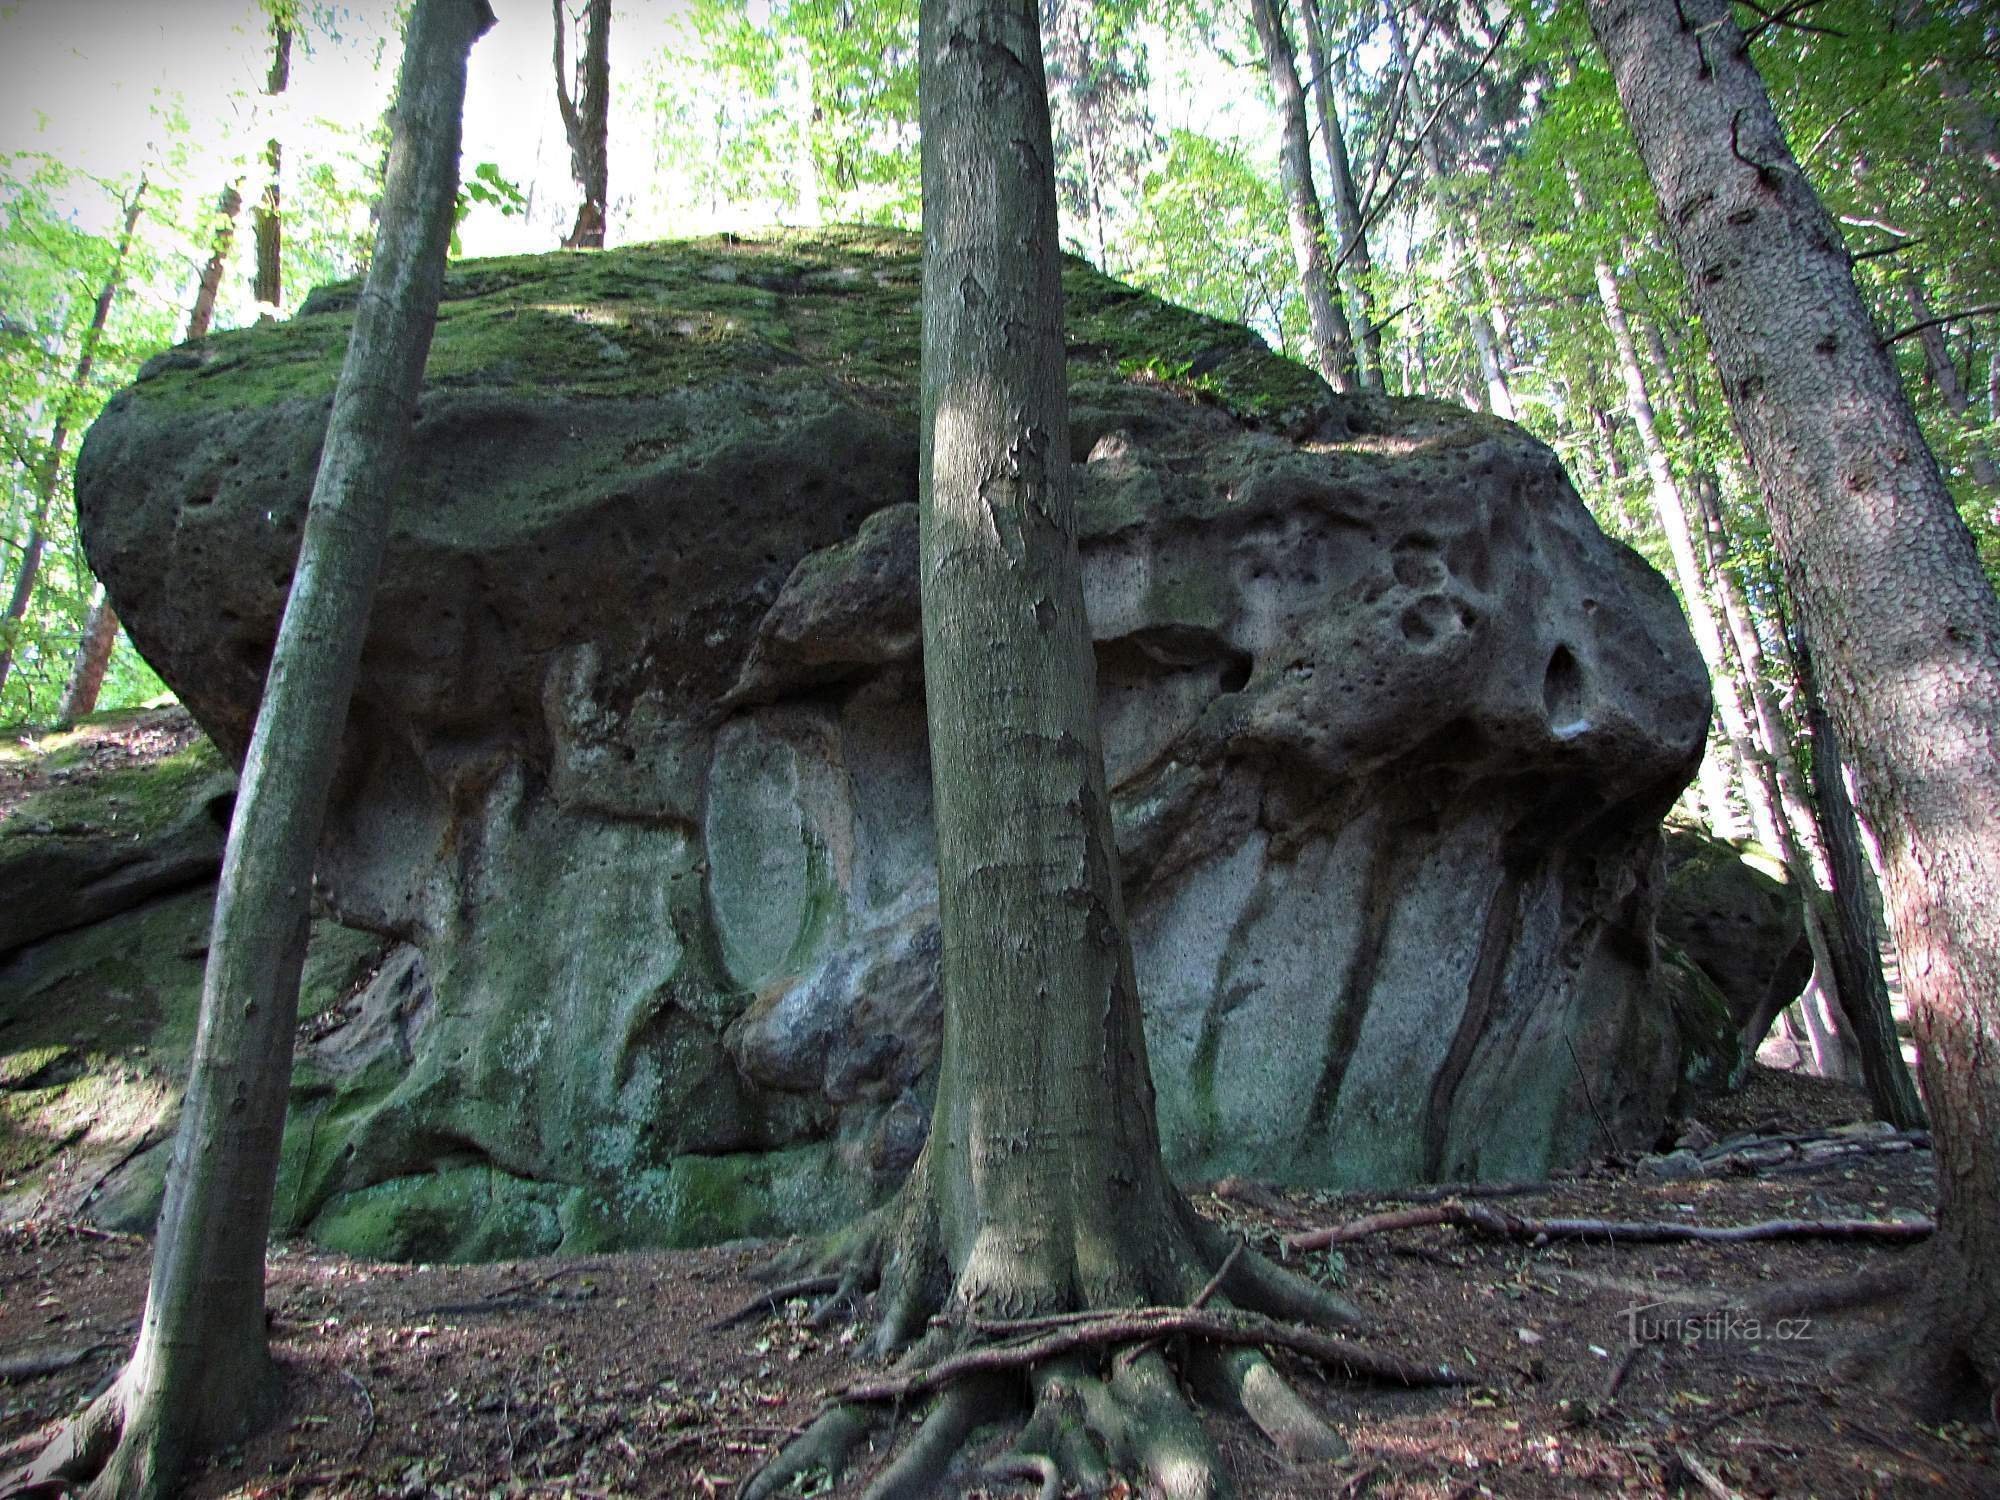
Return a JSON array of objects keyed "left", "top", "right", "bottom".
[
  {"left": 841, "top": 1306, "right": 1465, "bottom": 1408},
  {"left": 0, "top": 1342, "right": 120, "bottom": 1384},
  {"left": 1284, "top": 1200, "right": 1933, "bottom": 1254},
  {"left": 343, "top": 1369, "right": 375, "bottom": 1460},
  {"left": 707, "top": 1274, "right": 842, "bottom": 1333}
]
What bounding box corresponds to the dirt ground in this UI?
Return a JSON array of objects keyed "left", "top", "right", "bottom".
[{"left": 1, "top": 1063, "right": 1991, "bottom": 1500}]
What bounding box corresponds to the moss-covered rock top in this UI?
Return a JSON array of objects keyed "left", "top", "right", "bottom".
[{"left": 130, "top": 225, "right": 1336, "bottom": 430}]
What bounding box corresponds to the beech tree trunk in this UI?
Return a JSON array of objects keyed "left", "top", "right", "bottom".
[
  {"left": 1590, "top": 0, "right": 2000, "bottom": 1408},
  {"left": 253, "top": 22, "right": 291, "bottom": 310},
  {"left": 0, "top": 182, "right": 145, "bottom": 707},
  {"left": 1248, "top": 0, "right": 1358, "bottom": 392},
  {"left": 1298, "top": 0, "right": 1384, "bottom": 391},
  {"left": 553, "top": 0, "right": 612, "bottom": 248},
  {"left": 6, "top": 6, "right": 491, "bottom": 1496}
]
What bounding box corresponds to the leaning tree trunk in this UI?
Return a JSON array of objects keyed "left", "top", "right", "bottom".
[
  {"left": 5, "top": 6, "right": 492, "bottom": 1497},
  {"left": 1298, "top": 0, "right": 1383, "bottom": 390},
  {"left": 57, "top": 183, "right": 246, "bottom": 723},
  {"left": 553, "top": 0, "right": 612, "bottom": 248},
  {"left": 1795, "top": 630, "right": 1927, "bottom": 1128},
  {"left": 1904, "top": 272, "right": 1999, "bottom": 490},
  {"left": 253, "top": 21, "right": 290, "bottom": 309},
  {"left": 0, "top": 182, "right": 145, "bottom": 706},
  {"left": 1689, "top": 464, "right": 1920, "bottom": 1116},
  {"left": 1590, "top": 0, "right": 2000, "bottom": 1409},
  {"left": 1248, "top": 0, "right": 1358, "bottom": 392}
]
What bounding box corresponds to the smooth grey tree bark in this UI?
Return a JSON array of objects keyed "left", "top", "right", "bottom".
[
  {"left": 4, "top": 5, "right": 493, "bottom": 1496},
  {"left": 742, "top": 5, "right": 1364, "bottom": 1497},
  {"left": 553, "top": 0, "right": 612, "bottom": 248},
  {"left": 0, "top": 181, "right": 145, "bottom": 708},
  {"left": 1249, "top": 0, "right": 1359, "bottom": 392},
  {"left": 1590, "top": 0, "right": 2000, "bottom": 1408}
]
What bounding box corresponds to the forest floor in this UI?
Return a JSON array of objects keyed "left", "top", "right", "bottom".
[{"left": 1, "top": 1065, "right": 1992, "bottom": 1500}]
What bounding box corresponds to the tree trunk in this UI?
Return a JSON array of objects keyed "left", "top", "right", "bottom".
[
  {"left": 253, "top": 23, "right": 290, "bottom": 310},
  {"left": 1688, "top": 463, "right": 1921, "bottom": 1119},
  {"left": 1248, "top": 0, "right": 1358, "bottom": 392},
  {"left": 186, "top": 184, "right": 244, "bottom": 341},
  {"left": 1796, "top": 630, "right": 1928, "bottom": 1128},
  {"left": 1298, "top": 0, "right": 1384, "bottom": 391},
  {"left": 1904, "top": 272, "right": 1998, "bottom": 489},
  {"left": 553, "top": 0, "right": 612, "bottom": 248},
  {"left": 0, "top": 182, "right": 146, "bottom": 706},
  {"left": 6, "top": 7, "right": 491, "bottom": 1497},
  {"left": 741, "top": 5, "right": 1361, "bottom": 1494},
  {"left": 1589, "top": 0, "right": 2000, "bottom": 1409},
  {"left": 56, "top": 587, "right": 120, "bottom": 724}
]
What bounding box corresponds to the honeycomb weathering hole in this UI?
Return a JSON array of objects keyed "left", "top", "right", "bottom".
[{"left": 1543, "top": 644, "right": 1587, "bottom": 731}]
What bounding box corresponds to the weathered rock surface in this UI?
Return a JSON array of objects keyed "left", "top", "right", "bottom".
[
  {"left": 1658, "top": 819, "right": 1813, "bottom": 1053},
  {"left": 63, "top": 229, "right": 1718, "bottom": 1257}
]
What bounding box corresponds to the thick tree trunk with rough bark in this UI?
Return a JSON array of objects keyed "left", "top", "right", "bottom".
[
  {"left": 553, "top": 0, "right": 611, "bottom": 248},
  {"left": 1590, "top": 0, "right": 2000, "bottom": 1409},
  {"left": 253, "top": 23, "right": 290, "bottom": 310},
  {"left": 0, "top": 183, "right": 145, "bottom": 706},
  {"left": 1298, "top": 0, "right": 1383, "bottom": 391},
  {"left": 4, "top": 7, "right": 491, "bottom": 1496},
  {"left": 1249, "top": 0, "right": 1357, "bottom": 392}
]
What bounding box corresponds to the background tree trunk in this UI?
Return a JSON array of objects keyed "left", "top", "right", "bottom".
[
  {"left": 0, "top": 182, "right": 145, "bottom": 706},
  {"left": 553, "top": 0, "right": 612, "bottom": 248},
  {"left": 186, "top": 184, "right": 242, "bottom": 342},
  {"left": 56, "top": 587, "right": 119, "bottom": 723},
  {"left": 8, "top": 6, "right": 492, "bottom": 1495},
  {"left": 1249, "top": 0, "right": 1358, "bottom": 392},
  {"left": 1298, "top": 0, "right": 1384, "bottom": 390},
  {"left": 253, "top": 22, "right": 291, "bottom": 310},
  {"left": 1590, "top": 0, "right": 2000, "bottom": 1408}
]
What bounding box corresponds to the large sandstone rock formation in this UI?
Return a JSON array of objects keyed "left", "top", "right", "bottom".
[{"left": 63, "top": 229, "right": 1719, "bottom": 1258}]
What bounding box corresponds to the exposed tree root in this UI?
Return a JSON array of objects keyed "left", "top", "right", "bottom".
[{"left": 740, "top": 1204, "right": 1458, "bottom": 1500}]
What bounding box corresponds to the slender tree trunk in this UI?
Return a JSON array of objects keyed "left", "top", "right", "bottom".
[
  {"left": 1298, "top": 0, "right": 1383, "bottom": 391},
  {"left": 1689, "top": 464, "right": 1921, "bottom": 1118},
  {"left": 0, "top": 182, "right": 145, "bottom": 706},
  {"left": 7, "top": 7, "right": 491, "bottom": 1496},
  {"left": 1590, "top": 0, "right": 2000, "bottom": 1408},
  {"left": 1905, "top": 273, "right": 1999, "bottom": 489},
  {"left": 253, "top": 23, "right": 291, "bottom": 310},
  {"left": 186, "top": 185, "right": 243, "bottom": 341},
  {"left": 1796, "top": 630, "right": 1928, "bottom": 1127},
  {"left": 553, "top": 0, "right": 612, "bottom": 248},
  {"left": 1248, "top": 0, "right": 1358, "bottom": 392},
  {"left": 56, "top": 587, "right": 120, "bottom": 723},
  {"left": 56, "top": 179, "right": 247, "bottom": 722}
]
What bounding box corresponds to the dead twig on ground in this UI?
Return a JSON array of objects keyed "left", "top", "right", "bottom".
[
  {"left": 343, "top": 1368, "right": 375, "bottom": 1459},
  {"left": 1284, "top": 1200, "right": 1933, "bottom": 1254}
]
